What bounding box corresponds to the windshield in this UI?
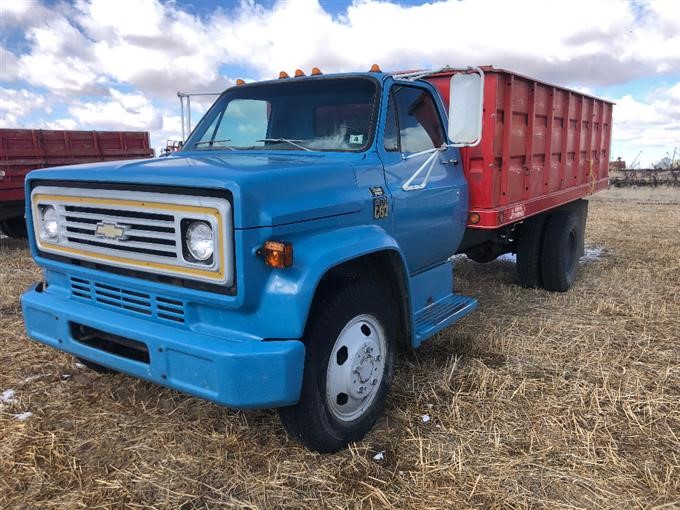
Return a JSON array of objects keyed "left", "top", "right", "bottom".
[{"left": 184, "top": 77, "right": 379, "bottom": 152}]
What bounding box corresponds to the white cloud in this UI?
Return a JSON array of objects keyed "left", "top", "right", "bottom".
[
  {"left": 0, "top": 87, "right": 47, "bottom": 127},
  {"left": 1, "top": 0, "right": 678, "bottom": 166},
  {"left": 13, "top": 15, "right": 102, "bottom": 94},
  {"left": 7, "top": 0, "right": 678, "bottom": 98},
  {"left": 42, "top": 117, "right": 78, "bottom": 130},
  {"left": 0, "top": 46, "right": 20, "bottom": 81},
  {"left": 66, "top": 88, "right": 162, "bottom": 130},
  {"left": 610, "top": 82, "right": 680, "bottom": 166}
]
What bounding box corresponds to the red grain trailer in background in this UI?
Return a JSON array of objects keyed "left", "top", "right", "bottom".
[
  {"left": 0, "top": 129, "right": 154, "bottom": 238},
  {"left": 425, "top": 67, "right": 613, "bottom": 267}
]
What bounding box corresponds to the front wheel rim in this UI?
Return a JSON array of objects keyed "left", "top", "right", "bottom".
[{"left": 326, "top": 314, "right": 387, "bottom": 422}]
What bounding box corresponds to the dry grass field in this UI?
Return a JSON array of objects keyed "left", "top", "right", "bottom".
[{"left": 1, "top": 187, "right": 678, "bottom": 509}]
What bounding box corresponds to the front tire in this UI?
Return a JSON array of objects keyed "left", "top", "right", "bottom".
[{"left": 278, "top": 280, "right": 397, "bottom": 453}]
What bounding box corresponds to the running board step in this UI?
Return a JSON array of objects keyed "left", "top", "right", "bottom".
[{"left": 414, "top": 294, "right": 478, "bottom": 346}]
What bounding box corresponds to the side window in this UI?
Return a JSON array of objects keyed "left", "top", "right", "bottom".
[
  {"left": 387, "top": 86, "right": 445, "bottom": 154},
  {"left": 383, "top": 96, "right": 399, "bottom": 151}
]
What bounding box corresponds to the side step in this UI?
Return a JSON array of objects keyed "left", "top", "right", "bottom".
[{"left": 413, "top": 293, "right": 478, "bottom": 347}]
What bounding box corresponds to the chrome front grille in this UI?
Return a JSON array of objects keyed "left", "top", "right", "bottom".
[
  {"left": 31, "top": 186, "right": 233, "bottom": 286},
  {"left": 62, "top": 205, "right": 178, "bottom": 258},
  {"left": 70, "top": 276, "right": 186, "bottom": 324}
]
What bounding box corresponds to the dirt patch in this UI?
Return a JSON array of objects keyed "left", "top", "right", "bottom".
[{"left": 1, "top": 188, "right": 678, "bottom": 509}]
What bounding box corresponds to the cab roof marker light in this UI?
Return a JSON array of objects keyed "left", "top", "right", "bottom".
[
  {"left": 369, "top": 64, "right": 382, "bottom": 72},
  {"left": 294, "top": 69, "right": 305, "bottom": 77},
  {"left": 279, "top": 71, "right": 290, "bottom": 79},
  {"left": 235, "top": 79, "right": 246, "bottom": 86},
  {"left": 311, "top": 67, "right": 322, "bottom": 75}
]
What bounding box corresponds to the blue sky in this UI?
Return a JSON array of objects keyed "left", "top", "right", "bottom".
[{"left": 1, "top": 0, "right": 679, "bottom": 166}]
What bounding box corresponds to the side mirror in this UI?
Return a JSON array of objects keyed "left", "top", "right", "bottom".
[{"left": 448, "top": 69, "right": 484, "bottom": 147}]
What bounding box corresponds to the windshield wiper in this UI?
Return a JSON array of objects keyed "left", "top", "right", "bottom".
[
  {"left": 256, "top": 138, "right": 311, "bottom": 152},
  {"left": 193, "top": 139, "right": 234, "bottom": 149}
]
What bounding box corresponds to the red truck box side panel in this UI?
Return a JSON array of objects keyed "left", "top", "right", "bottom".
[
  {"left": 0, "top": 129, "right": 154, "bottom": 203},
  {"left": 426, "top": 68, "right": 613, "bottom": 229}
]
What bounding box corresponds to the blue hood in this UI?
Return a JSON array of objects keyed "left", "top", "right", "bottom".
[{"left": 27, "top": 151, "right": 365, "bottom": 229}]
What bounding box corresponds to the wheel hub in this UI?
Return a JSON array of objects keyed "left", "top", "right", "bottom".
[
  {"left": 349, "top": 340, "right": 380, "bottom": 398},
  {"left": 326, "top": 315, "right": 387, "bottom": 422}
]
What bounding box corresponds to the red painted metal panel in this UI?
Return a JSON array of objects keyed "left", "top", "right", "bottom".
[
  {"left": 0, "top": 129, "right": 154, "bottom": 207},
  {"left": 426, "top": 67, "right": 613, "bottom": 229}
]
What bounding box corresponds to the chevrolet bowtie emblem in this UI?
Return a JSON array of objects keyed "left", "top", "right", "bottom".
[{"left": 95, "top": 222, "right": 128, "bottom": 241}]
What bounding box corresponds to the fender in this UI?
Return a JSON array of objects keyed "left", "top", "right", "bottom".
[{"left": 254, "top": 225, "right": 411, "bottom": 340}]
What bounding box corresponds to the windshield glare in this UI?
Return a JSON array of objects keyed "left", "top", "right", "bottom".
[{"left": 185, "top": 77, "right": 378, "bottom": 152}]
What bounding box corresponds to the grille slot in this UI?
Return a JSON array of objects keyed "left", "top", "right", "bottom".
[
  {"left": 70, "top": 277, "right": 186, "bottom": 325},
  {"left": 61, "top": 204, "right": 178, "bottom": 255}
]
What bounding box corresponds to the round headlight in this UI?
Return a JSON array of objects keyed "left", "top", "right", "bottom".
[
  {"left": 40, "top": 205, "right": 59, "bottom": 240},
  {"left": 186, "top": 221, "right": 214, "bottom": 262}
]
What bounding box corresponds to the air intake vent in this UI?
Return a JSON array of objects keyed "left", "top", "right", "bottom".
[{"left": 70, "top": 277, "right": 186, "bottom": 325}]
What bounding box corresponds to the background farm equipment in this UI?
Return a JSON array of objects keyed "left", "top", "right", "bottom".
[{"left": 609, "top": 149, "right": 680, "bottom": 187}]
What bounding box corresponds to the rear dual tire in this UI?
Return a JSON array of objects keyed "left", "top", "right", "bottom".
[
  {"left": 516, "top": 210, "right": 580, "bottom": 292},
  {"left": 540, "top": 211, "right": 579, "bottom": 292}
]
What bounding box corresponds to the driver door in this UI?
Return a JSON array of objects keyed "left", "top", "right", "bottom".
[{"left": 379, "top": 83, "right": 468, "bottom": 273}]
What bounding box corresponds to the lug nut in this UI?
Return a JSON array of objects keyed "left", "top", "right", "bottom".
[
  {"left": 375, "top": 355, "right": 382, "bottom": 361},
  {"left": 371, "top": 378, "right": 378, "bottom": 385}
]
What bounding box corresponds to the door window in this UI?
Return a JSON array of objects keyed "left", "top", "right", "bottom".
[{"left": 383, "top": 86, "right": 445, "bottom": 153}]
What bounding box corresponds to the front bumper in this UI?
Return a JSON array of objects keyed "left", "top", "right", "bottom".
[{"left": 21, "top": 283, "right": 305, "bottom": 409}]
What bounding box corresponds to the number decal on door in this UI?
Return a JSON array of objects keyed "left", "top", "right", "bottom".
[{"left": 373, "top": 196, "right": 389, "bottom": 219}]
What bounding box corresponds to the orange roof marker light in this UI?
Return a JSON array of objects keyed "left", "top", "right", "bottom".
[
  {"left": 294, "top": 69, "right": 306, "bottom": 77},
  {"left": 369, "top": 64, "right": 382, "bottom": 72},
  {"left": 279, "top": 71, "right": 290, "bottom": 79},
  {"left": 235, "top": 79, "right": 246, "bottom": 86},
  {"left": 311, "top": 67, "right": 322, "bottom": 75}
]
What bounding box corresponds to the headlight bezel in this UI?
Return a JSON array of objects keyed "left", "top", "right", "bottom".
[
  {"left": 39, "top": 204, "right": 59, "bottom": 242},
  {"left": 182, "top": 219, "right": 215, "bottom": 264}
]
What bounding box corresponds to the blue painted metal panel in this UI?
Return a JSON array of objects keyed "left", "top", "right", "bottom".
[
  {"left": 22, "top": 284, "right": 305, "bottom": 409},
  {"left": 409, "top": 261, "right": 453, "bottom": 313},
  {"left": 407, "top": 260, "right": 477, "bottom": 347},
  {"left": 375, "top": 77, "right": 469, "bottom": 274},
  {"left": 413, "top": 293, "right": 477, "bottom": 347}
]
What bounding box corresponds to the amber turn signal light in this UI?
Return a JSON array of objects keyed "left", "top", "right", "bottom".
[
  {"left": 468, "top": 212, "right": 481, "bottom": 225},
  {"left": 263, "top": 241, "right": 293, "bottom": 269}
]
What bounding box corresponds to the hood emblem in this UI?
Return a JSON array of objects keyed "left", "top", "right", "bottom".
[{"left": 95, "top": 222, "right": 128, "bottom": 241}]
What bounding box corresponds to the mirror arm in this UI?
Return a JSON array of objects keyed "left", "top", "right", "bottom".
[{"left": 401, "top": 144, "right": 448, "bottom": 191}]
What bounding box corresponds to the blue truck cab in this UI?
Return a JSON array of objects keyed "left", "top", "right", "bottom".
[{"left": 21, "top": 68, "right": 485, "bottom": 452}]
